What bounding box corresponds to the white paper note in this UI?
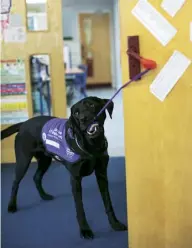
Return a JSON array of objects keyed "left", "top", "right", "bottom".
[
  {"left": 161, "top": 0, "right": 186, "bottom": 17},
  {"left": 132, "top": 0, "right": 177, "bottom": 46},
  {"left": 4, "top": 26, "right": 26, "bottom": 43},
  {"left": 190, "top": 22, "right": 192, "bottom": 42},
  {"left": 150, "top": 51, "right": 191, "bottom": 101}
]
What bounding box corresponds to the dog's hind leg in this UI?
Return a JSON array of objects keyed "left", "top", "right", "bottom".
[
  {"left": 33, "top": 153, "right": 53, "bottom": 200},
  {"left": 8, "top": 135, "right": 33, "bottom": 213}
]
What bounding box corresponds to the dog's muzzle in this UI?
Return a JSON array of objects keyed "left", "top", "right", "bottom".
[{"left": 87, "top": 122, "right": 99, "bottom": 136}]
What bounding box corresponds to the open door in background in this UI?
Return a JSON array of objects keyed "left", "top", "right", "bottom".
[
  {"left": 79, "top": 13, "right": 112, "bottom": 86},
  {"left": 1, "top": 0, "right": 66, "bottom": 163}
]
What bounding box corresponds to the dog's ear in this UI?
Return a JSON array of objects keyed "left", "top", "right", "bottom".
[
  {"left": 102, "top": 99, "right": 114, "bottom": 119},
  {"left": 68, "top": 115, "right": 75, "bottom": 136},
  {"left": 68, "top": 104, "right": 82, "bottom": 138},
  {"left": 67, "top": 105, "right": 77, "bottom": 134}
]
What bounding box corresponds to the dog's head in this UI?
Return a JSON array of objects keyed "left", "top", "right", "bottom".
[{"left": 68, "top": 97, "right": 114, "bottom": 139}]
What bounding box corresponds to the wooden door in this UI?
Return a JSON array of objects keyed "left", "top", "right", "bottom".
[
  {"left": 1, "top": 0, "right": 66, "bottom": 163},
  {"left": 79, "top": 13, "right": 112, "bottom": 86},
  {"left": 119, "top": 0, "right": 192, "bottom": 248}
]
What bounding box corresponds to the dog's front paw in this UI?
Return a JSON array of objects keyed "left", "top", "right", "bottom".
[
  {"left": 41, "top": 194, "right": 54, "bottom": 201},
  {"left": 111, "top": 221, "right": 127, "bottom": 231},
  {"left": 80, "top": 228, "right": 94, "bottom": 239},
  {"left": 8, "top": 204, "right": 17, "bottom": 213}
]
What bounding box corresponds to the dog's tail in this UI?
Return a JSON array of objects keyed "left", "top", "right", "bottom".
[{"left": 1, "top": 122, "right": 24, "bottom": 140}]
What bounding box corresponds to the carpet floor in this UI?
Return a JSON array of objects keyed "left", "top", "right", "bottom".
[{"left": 1, "top": 157, "right": 128, "bottom": 248}]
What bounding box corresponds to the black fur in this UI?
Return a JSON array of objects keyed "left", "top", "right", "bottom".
[
  {"left": 1, "top": 96, "right": 127, "bottom": 239},
  {"left": 1, "top": 122, "right": 24, "bottom": 140}
]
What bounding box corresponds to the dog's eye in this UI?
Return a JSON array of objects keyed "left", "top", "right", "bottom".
[{"left": 74, "top": 111, "right": 79, "bottom": 117}]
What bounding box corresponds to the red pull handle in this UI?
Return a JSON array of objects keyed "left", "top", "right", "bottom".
[{"left": 127, "top": 50, "right": 157, "bottom": 70}]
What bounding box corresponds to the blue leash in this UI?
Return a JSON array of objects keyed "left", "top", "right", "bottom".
[{"left": 96, "top": 69, "right": 151, "bottom": 118}]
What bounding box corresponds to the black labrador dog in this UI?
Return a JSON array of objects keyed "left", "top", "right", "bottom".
[{"left": 1, "top": 96, "right": 127, "bottom": 239}]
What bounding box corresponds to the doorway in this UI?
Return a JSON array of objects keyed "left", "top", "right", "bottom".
[
  {"left": 62, "top": 1, "right": 128, "bottom": 247},
  {"left": 79, "top": 12, "right": 112, "bottom": 86}
]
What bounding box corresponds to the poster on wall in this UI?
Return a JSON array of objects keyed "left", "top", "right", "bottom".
[
  {"left": 0, "top": 0, "right": 26, "bottom": 43},
  {"left": 0, "top": 59, "right": 29, "bottom": 124},
  {"left": 0, "top": 0, "right": 12, "bottom": 41}
]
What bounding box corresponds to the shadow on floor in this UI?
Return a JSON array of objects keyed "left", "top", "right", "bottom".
[{"left": 1, "top": 157, "right": 128, "bottom": 248}]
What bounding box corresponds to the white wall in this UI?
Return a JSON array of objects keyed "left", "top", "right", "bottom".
[
  {"left": 113, "top": 0, "right": 122, "bottom": 88},
  {"left": 62, "top": 0, "right": 121, "bottom": 88}
]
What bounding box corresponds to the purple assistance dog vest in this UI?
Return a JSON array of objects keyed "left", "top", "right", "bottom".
[{"left": 41, "top": 118, "right": 80, "bottom": 163}]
